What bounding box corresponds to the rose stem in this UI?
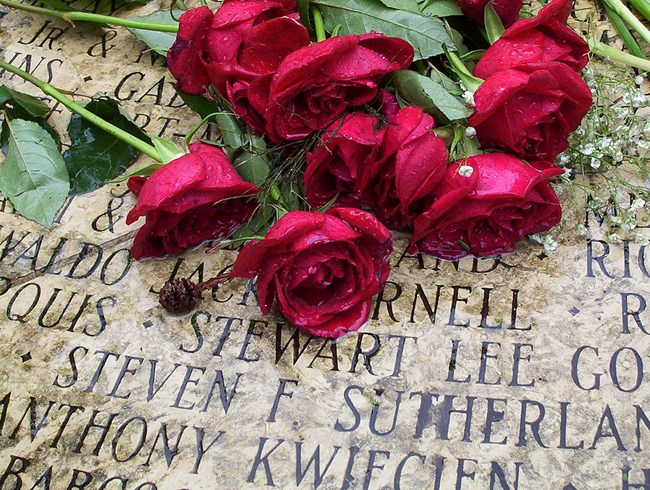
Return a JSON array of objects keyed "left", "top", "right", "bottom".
[
  {"left": 601, "top": 0, "right": 650, "bottom": 46},
  {"left": 589, "top": 40, "right": 650, "bottom": 72},
  {"left": 0, "top": 59, "right": 163, "bottom": 162},
  {"left": 601, "top": 2, "right": 646, "bottom": 59},
  {"left": 628, "top": 0, "right": 650, "bottom": 23},
  {"left": 197, "top": 273, "right": 231, "bottom": 291},
  {"left": 0, "top": 0, "right": 179, "bottom": 32},
  {"left": 312, "top": 6, "right": 327, "bottom": 42}
]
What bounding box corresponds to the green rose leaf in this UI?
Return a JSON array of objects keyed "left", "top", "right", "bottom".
[
  {"left": 214, "top": 112, "right": 245, "bottom": 150},
  {"left": 393, "top": 70, "right": 471, "bottom": 121},
  {"left": 296, "top": 0, "right": 312, "bottom": 30},
  {"left": 126, "top": 10, "right": 183, "bottom": 55},
  {"left": 484, "top": 3, "right": 505, "bottom": 44},
  {"left": 0, "top": 85, "right": 50, "bottom": 118},
  {"left": 151, "top": 136, "right": 184, "bottom": 164},
  {"left": 110, "top": 163, "right": 163, "bottom": 183},
  {"left": 233, "top": 140, "right": 271, "bottom": 187},
  {"left": 418, "top": 0, "right": 462, "bottom": 17},
  {"left": 0, "top": 118, "right": 70, "bottom": 228},
  {"left": 379, "top": 0, "right": 420, "bottom": 14},
  {"left": 178, "top": 92, "right": 219, "bottom": 119},
  {"left": 64, "top": 96, "right": 151, "bottom": 195},
  {"left": 37, "top": 0, "right": 75, "bottom": 11},
  {"left": 233, "top": 133, "right": 271, "bottom": 187},
  {"left": 178, "top": 92, "right": 245, "bottom": 149},
  {"left": 0, "top": 86, "right": 60, "bottom": 153},
  {"left": 312, "top": 0, "right": 453, "bottom": 60},
  {"left": 230, "top": 204, "right": 275, "bottom": 243}
]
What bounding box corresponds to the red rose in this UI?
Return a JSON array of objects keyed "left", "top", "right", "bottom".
[
  {"left": 166, "top": 7, "right": 214, "bottom": 95},
  {"left": 458, "top": 0, "right": 522, "bottom": 28},
  {"left": 167, "top": 2, "right": 309, "bottom": 130},
  {"left": 469, "top": 62, "right": 592, "bottom": 163},
  {"left": 126, "top": 142, "right": 259, "bottom": 260},
  {"left": 304, "top": 113, "right": 385, "bottom": 209},
  {"left": 248, "top": 33, "right": 414, "bottom": 142},
  {"left": 474, "top": 0, "right": 589, "bottom": 79},
  {"left": 411, "top": 153, "right": 563, "bottom": 259},
  {"left": 231, "top": 208, "right": 392, "bottom": 338},
  {"left": 362, "top": 106, "right": 448, "bottom": 231}
]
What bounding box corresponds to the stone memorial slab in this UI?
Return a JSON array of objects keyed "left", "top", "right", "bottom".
[{"left": 0, "top": 1, "right": 649, "bottom": 488}]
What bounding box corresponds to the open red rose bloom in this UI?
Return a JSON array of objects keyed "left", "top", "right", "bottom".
[
  {"left": 127, "top": 0, "right": 594, "bottom": 337},
  {"left": 126, "top": 142, "right": 258, "bottom": 260},
  {"left": 411, "top": 154, "right": 564, "bottom": 259},
  {"left": 231, "top": 208, "right": 392, "bottom": 338}
]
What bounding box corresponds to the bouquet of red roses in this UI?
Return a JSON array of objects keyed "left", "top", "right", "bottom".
[
  {"left": 155, "top": 0, "right": 592, "bottom": 337},
  {"left": 0, "top": 0, "right": 595, "bottom": 338}
]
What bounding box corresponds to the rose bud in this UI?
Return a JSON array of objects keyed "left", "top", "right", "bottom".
[
  {"left": 458, "top": 0, "right": 522, "bottom": 28},
  {"left": 362, "top": 106, "right": 448, "bottom": 231},
  {"left": 410, "top": 153, "right": 564, "bottom": 260},
  {"left": 469, "top": 61, "right": 593, "bottom": 163},
  {"left": 231, "top": 208, "right": 392, "bottom": 338},
  {"left": 304, "top": 113, "right": 385, "bottom": 210},
  {"left": 248, "top": 33, "right": 414, "bottom": 143},
  {"left": 126, "top": 142, "right": 259, "bottom": 260},
  {"left": 474, "top": 0, "right": 589, "bottom": 79},
  {"left": 167, "top": 1, "right": 310, "bottom": 131}
]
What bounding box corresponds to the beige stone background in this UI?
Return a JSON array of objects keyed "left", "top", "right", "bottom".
[{"left": 0, "top": 0, "right": 649, "bottom": 488}]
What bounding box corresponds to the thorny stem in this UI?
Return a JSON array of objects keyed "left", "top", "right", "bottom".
[
  {"left": 0, "top": 59, "right": 162, "bottom": 162},
  {"left": 589, "top": 39, "right": 650, "bottom": 72},
  {"left": 0, "top": 0, "right": 179, "bottom": 32}
]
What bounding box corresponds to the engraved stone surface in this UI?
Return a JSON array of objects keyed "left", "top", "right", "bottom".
[{"left": 0, "top": 2, "right": 649, "bottom": 489}]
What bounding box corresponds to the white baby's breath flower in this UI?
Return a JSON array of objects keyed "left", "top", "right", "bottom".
[
  {"left": 581, "top": 143, "right": 596, "bottom": 155},
  {"left": 462, "top": 91, "right": 475, "bottom": 106},
  {"left": 635, "top": 75, "right": 644, "bottom": 86},
  {"left": 458, "top": 165, "right": 474, "bottom": 177},
  {"left": 609, "top": 215, "right": 623, "bottom": 225},
  {"left": 631, "top": 198, "right": 646, "bottom": 210},
  {"left": 530, "top": 234, "right": 558, "bottom": 252},
  {"left": 465, "top": 126, "right": 477, "bottom": 138},
  {"left": 631, "top": 91, "right": 647, "bottom": 108},
  {"left": 542, "top": 235, "right": 558, "bottom": 252},
  {"left": 608, "top": 233, "right": 622, "bottom": 243},
  {"left": 599, "top": 137, "right": 612, "bottom": 150},
  {"left": 622, "top": 217, "right": 637, "bottom": 232},
  {"left": 590, "top": 157, "right": 601, "bottom": 169}
]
